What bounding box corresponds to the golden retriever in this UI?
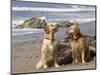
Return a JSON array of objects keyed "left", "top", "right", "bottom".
[
  {"left": 36, "top": 23, "right": 60, "bottom": 70},
  {"left": 67, "top": 22, "right": 90, "bottom": 63}
]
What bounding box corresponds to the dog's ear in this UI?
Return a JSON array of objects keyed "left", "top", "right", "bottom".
[
  {"left": 73, "top": 21, "right": 79, "bottom": 26},
  {"left": 53, "top": 24, "right": 59, "bottom": 29},
  {"left": 44, "top": 25, "right": 49, "bottom": 34},
  {"left": 74, "top": 25, "right": 80, "bottom": 36},
  {"left": 74, "top": 22, "right": 80, "bottom": 35},
  {"left": 70, "top": 21, "right": 79, "bottom": 26}
]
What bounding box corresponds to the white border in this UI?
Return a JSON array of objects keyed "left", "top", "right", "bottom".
[
  {"left": 21, "top": 0, "right": 96, "bottom": 5},
  {"left": 0, "top": 0, "right": 99, "bottom": 75}
]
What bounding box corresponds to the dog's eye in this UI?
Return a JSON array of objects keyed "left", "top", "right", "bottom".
[
  {"left": 51, "top": 24, "right": 54, "bottom": 27},
  {"left": 53, "top": 29, "right": 55, "bottom": 31},
  {"left": 70, "top": 27, "right": 72, "bottom": 29}
]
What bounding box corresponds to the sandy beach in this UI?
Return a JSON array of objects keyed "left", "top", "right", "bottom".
[
  {"left": 11, "top": 21, "right": 96, "bottom": 74},
  {"left": 11, "top": 39, "right": 96, "bottom": 74}
]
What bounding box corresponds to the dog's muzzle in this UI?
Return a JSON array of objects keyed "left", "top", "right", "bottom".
[{"left": 66, "top": 30, "right": 73, "bottom": 38}]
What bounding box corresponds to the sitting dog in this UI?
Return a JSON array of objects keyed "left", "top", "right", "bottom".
[
  {"left": 36, "top": 23, "right": 60, "bottom": 70},
  {"left": 67, "top": 21, "right": 90, "bottom": 63}
]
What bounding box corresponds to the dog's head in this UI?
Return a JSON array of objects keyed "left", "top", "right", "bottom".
[
  {"left": 67, "top": 21, "right": 80, "bottom": 38},
  {"left": 44, "top": 23, "right": 59, "bottom": 34}
]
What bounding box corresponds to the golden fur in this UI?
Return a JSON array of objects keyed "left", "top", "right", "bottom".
[
  {"left": 68, "top": 22, "right": 90, "bottom": 63},
  {"left": 36, "top": 23, "right": 60, "bottom": 70}
]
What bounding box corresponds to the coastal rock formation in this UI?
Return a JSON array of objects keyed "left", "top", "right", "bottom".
[
  {"left": 57, "top": 21, "right": 72, "bottom": 27},
  {"left": 15, "top": 17, "right": 47, "bottom": 29}
]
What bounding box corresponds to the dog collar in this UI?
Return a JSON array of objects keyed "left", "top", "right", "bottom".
[{"left": 44, "top": 37, "right": 55, "bottom": 41}]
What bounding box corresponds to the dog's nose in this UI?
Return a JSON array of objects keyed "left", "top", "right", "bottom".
[
  {"left": 66, "top": 28, "right": 70, "bottom": 34},
  {"left": 67, "top": 28, "right": 72, "bottom": 33},
  {"left": 68, "top": 32, "right": 72, "bottom": 36},
  {"left": 66, "top": 30, "right": 68, "bottom": 34},
  {"left": 67, "top": 29, "right": 72, "bottom": 35}
]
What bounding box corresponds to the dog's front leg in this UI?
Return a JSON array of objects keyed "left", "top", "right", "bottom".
[
  {"left": 40, "top": 44, "right": 49, "bottom": 69},
  {"left": 43, "top": 64, "right": 48, "bottom": 69},
  {"left": 54, "top": 55, "right": 59, "bottom": 68},
  {"left": 51, "top": 50, "right": 59, "bottom": 67},
  {"left": 42, "top": 55, "right": 48, "bottom": 69},
  {"left": 72, "top": 47, "right": 75, "bottom": 63},
  {"left": 53, "top": 50, "right": 59, "bottom": 67},
  {"left": 72, "top": 48, "right": 78, "bottom": 64},
  {"left": 82, "top": 50, "right": 86, "bottom": 63}
]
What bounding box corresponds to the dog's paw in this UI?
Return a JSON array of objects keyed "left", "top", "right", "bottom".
[
  {"left": 36, "top": 62, "right": 43, "bottom": 70},
  {"left": 72, "top": 61, "right": 75, "bottom": 64},
  {"left": 82, "top": 60, "right": 86, "bottom": 64},
  {"left": 55, "top": 63, "right": 60, "bottom": 67},
  {"left": 72, "top": 60, "right": 78, "bottom": 64},
  {"left": 43, "top": 65, "right": 48, "bottom": 69}
]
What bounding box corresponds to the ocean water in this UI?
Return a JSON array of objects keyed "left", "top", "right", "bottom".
[{"left": 12, "top": 0, "right": 96, "bottom": 42}]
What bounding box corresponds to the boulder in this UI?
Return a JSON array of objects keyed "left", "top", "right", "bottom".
[
  {"left": 57, "top": 21, "right": 72, "bottom": 27},
  {"left": 15, "top": 17, "right": 47, "bottom": 29},
  {"left": 57, "top": 42, "right": 96, "bottom": 65}
]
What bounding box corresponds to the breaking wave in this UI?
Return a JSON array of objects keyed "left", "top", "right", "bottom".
[{"left": 12, "top": 7, "right": 95, "bottom": 12}]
